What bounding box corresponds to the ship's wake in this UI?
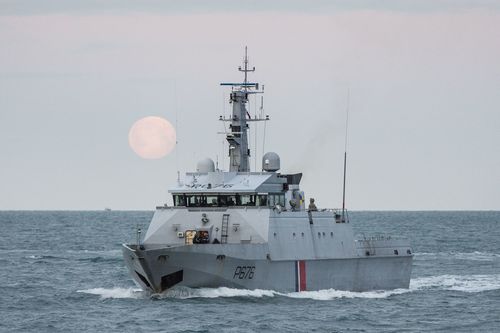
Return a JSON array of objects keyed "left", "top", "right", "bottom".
[
  {"left": 409, "top": 274, "right": 500, "bottom": 293},
  {"left": 415, "top": 251, "right": 500, "bottom": 262},
  {"left": 77, "top": 273, "right": 500, "bottom": 300}
]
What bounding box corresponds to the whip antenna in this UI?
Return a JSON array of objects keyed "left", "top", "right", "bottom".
[
  {"left": 174, "top": 80, "right": 180, "bottom": 181},
  {"left": 341, "top": 88, "right": 350, "bottom": 223}
]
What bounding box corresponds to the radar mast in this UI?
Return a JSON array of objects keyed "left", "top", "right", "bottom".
[{"left": 220, "top": 47, "right": 267, "bottom": 172}]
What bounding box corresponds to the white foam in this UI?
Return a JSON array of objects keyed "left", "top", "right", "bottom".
[
  {"left": 67, "top": 249, "right": 122, "bottom": 256},
  {"left": 158, "top": 287, "right": 276, "bottom": 299},
  {"left": 80, "top": 274, "right": 500, "bottom": 301},
  {"left": 283, "top": 288, "right": 411, "bottom": 300},
  {"left": 415, "top": 251, "right": 500, "bottom": 261},
  {"left": 159, "top": 286, "right": 410, "bottom": 300},
  {"left": 77, "top": 287, "right": 145, "bottom": 299},
  {"left": 410, "top": 274, "right": 500, "bottom": 293},
  {"left": 24, "top": 255, "right": 43, "bottom": 259},
  {"left": 281, "top": 275, "right": 500, "bottom": 299}
]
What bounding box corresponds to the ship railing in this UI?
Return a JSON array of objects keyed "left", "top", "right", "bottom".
[
  {"left": 155, "top": 205, "right": 347, "bottom": 217},
  {"left": 354, "top": 233, "right": 409, "bottom": 241},
  {"left": 314, "top": 208, "right": 341, "bottom": 213},
  {"left": 307, "top": 208, "right": 348, "bottom": 223},
  {"left": 156, "top": 205, "right": 266, "bottom": 210}
]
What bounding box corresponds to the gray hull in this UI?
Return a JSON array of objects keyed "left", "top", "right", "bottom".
[{"left": 123, "top": 243, "right": 412, "bottom": 293}]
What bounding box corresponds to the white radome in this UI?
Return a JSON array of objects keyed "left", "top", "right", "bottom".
[
  {"left": 196, "top": 158, "right": 215, "bottom": 173},
  {"left": 262, "top": 152, "right": 280, "bottom": 172}
]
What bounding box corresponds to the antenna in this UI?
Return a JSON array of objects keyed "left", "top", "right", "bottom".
[
  {"left": 254, "top": 94, "right": 258, "bottom": 172},
  {"left": 238, "top": 46, "right": 255, "bottom": 90},
  {"left": 260, "top": 90, "right": 267, "bottom": 162},
  {"left": 341, "top": 88, "right": 350, "bottom": 223},
  {"left": 174, "top": 80, "right": 180, "bottom": 177},
  {"left": 221, "top": 91, "right": 226, "bottom": 170}
]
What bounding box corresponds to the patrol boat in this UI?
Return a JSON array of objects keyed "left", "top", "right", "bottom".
[{"left": 122, "top": 51, "right": 413, "bottom": 293}]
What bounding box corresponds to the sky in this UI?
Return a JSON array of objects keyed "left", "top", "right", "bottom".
[{"left": 1, "top": 0, "right": 499, "bottom": 210}]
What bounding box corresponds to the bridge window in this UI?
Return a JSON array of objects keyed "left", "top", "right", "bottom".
[
  {"left": 223, "top": 195, "right": 237, "bottom": 206},
  {"left": 240, "top": 195, "right": 256, "bottom": 206},
  {"left": 174, "top": 195, "right": 186, "bottom": 206},
  {"left": 206, "top": 195, "right": 218, "bottom": 207},
  {"left": 173, "top": 194, "right": 266, "bottom": 207},
  {"left": 268, "top": 193, "right": 285, "bottom": 207},
  {"left": 186, "top": 195, "right": 204, "bottom": 207},
  {"left": 257, "top": 195, "right": 268, "bottom": 206}
]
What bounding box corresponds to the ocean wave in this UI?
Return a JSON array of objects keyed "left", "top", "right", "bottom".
[
  {"left": 415, "top": 251, "right": 500, "bottom": 261},
  {"left": 79, "top": 274, "right": 500, "bottom": 301},
  {"left": 23, "top": 254, "right": 62, "bottom": 260},
  {"left": 174, "top": 274, "right": 500, "bottom": 299},
  {"left": 284, "top": 288, "right": 411, "bottom": 300},
  {"left": 67, "top": 249, "right": 122, "bottom": 255},
  {"left": 77, "top": 256, "right": 122, "bottom": 263},
  {"left": 77, "top": 287, "right": 145, "bottom": 299},
  {"left": 153, "top": 286, "right": 410, "bottom": 300},
  {"left": 150, "top": 287, "right": 409, "bottom": 300},
  {"left": 410, "top": 274, "right": 500, "bottom": 293},
  {"left": 24, "top": 255, "right": 43, "bottom": 259},
  {"left": 21, "top": 254, "right": 120, "bottom": 263},
  {"left": 1, "top": 249, "right": 121, "bottom": 255},
  {"left": 159, "top": 287, "right": 276, "bottom": 299}
]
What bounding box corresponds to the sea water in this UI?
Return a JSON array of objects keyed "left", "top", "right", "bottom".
[{"left": 0, "top": 211, "right": 499, "bottom": 332}]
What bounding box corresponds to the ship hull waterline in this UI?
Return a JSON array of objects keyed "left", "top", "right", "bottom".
[{"left": 122, "top": 244, "right": 413, "bottom": 294}]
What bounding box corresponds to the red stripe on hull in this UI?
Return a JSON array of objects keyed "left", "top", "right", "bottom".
[{"left": 299, "top": 260, "right": 306, "bottom": 291}]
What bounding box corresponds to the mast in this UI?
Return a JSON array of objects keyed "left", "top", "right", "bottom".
[
  {"left": 240, "top": 46, "right": 253, "bottom": 90},
  {"left": 341, "top": 89, "right": 350, "bottom": 223},
  {"left": 220, "top": 47, "right": 266, "bottom": 172}
]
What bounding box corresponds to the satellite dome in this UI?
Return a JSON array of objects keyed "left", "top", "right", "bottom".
[
  {"left": 262, "top": 152, "right": 280, "bottom": 172},
  {"left": 196, "top": 158, "right": 215, "bottom": 173}
]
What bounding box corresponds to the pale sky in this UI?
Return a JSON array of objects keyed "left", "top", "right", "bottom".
[{"left": 1, "top": 1, "right": 499, "bottom": 210}]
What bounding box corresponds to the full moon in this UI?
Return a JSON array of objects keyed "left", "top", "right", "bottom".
[{"left": 128, "top": 116, "right": 176, "bottom": 159}]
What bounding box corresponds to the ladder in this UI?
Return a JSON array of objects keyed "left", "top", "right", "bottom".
[{"left": 221, "top": 214, "right": 230, "bottom": 244}]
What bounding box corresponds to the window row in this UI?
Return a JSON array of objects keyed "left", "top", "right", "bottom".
[{"left": 173, "top": 194, "right": 285, "bottom": 208}]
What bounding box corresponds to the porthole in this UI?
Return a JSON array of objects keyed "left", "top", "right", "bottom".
[
  {"left": 330, "top": 232, "right": 333, "bottom": 237},
  {"left": 318, "top": 232, "right": 321, "bottom": 238},
  {"left": 301, "top": 232, "right": 304, "bottom": 237},
  {"left": 273, "top": 232, "right": 277, "bottom": 238},
  {"left": 394, "top": 250, "right": 399, "bottom": 255},
  {"left": 293, "top": 232, "right": 296, "bottom": 237},
  {"left": 322, "top": 232, "right": 325, "bottom": 236}
]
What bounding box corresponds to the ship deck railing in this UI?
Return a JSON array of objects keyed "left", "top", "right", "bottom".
[
  {"left": 354, "top": 234, "right": 410, "bottom": 241},
  {"left": 155, "top": 205, "right": 344, "bottom": 213}
]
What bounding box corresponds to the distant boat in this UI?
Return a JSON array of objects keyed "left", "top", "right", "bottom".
[{"left": 104, "top": 208, "right": 112, "bottom": 211}]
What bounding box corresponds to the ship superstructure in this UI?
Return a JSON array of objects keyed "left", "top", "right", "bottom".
[{"left": 122, "top": 50, "right": 413, "bottom": 293}]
